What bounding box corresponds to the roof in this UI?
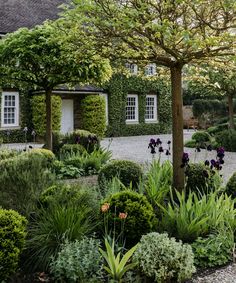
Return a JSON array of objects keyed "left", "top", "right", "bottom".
[{"left": 0, "top": 0, "right": 70, "bottom": 34}]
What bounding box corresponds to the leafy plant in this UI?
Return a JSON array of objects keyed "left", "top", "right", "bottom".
[
  {"left": 159, "top": 190, "right": 236, "bottom": 243},
  {"left": 133, "top": 232, "right": 195, "bottom": 283},
  {"left": 62, "top": 129, "right": 100, "bottom": 153},
  {"left": 0, "top": 153, "right": 55, "bottom": 217},
  {"left": 98, "top": 160, "right": 143, "bottom": 189},
  {"left": 185, "top": 163, "right": 222, "bottom": 195},
  {"left": 191, "top": 229, "right": 234, "bottom": 268},
  {"left": 0, "top": 209, "right": 27, "bottom": 282},
  {"left": 215, "top": 129, "right": 236, "bottom": 152},
  {"left": 144, "top": 159, "right": 172, "bottom": 210},
  {"left": 103, "top": 190, "right": 157, "bottom": 245},
  {"left": 60, "top": 143, "right": 86, "bottom": 156},
  {"left": 192, "top": 131, "right": 211, "bottom": 144},
  {"left": 25, "top": 203, "right": 99, "bottom": 272},
  {"left": 99, "top": 238, "right": 138, "bottom": 282},
  {"left": 50, "top": 237, "right": 104, "bottom": 283},
  {"left": 225, "top": 172, "right": 236, "bottom": 199}
]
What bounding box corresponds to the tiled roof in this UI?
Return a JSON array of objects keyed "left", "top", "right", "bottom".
[{"left": 0, "top": 0, "right": 70, "bottom": 34}]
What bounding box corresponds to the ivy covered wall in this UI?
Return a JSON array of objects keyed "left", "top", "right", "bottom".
[{"left": 105, "top": 74, "right": 172, "bottom": 137}]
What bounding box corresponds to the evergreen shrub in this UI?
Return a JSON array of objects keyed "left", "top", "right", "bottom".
[
  {"left": 185, "top": 163, "right": 221, "bottom": 195},
  {"left": 133, "top": 232, "right": 196, "bottom": 283},
  {"left": 215, "top": 129, "right": 236, "bottom": 152},
  {"left": 81, "top": 95, "right": 106, "bottom": 138},
  {"left": 0, "top": 209, "right": 27, "bottom": 282},
  {"left": 31, "top": 95, "right": 62, "bottom": 136},
  {"left": 98, "top": 159, "right": 143, "bottom": 189},
  {"left": 60, "top": 144, "right": 86, "bottom": 156},
  {"left": 192, "top": 131, "right": 211, "bottom": 143},
  {"left": 62, "top": 129, "right": 99, "bottom": 153},
  {"left": 103, "top": 190, "right": 156, "bottom": 245}
]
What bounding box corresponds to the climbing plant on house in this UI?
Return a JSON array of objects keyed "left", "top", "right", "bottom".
[{"left": 0, "top": 22, "right": 111, "bottom": 149}]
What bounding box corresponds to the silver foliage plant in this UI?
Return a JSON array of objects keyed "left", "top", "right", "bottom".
[{"left": 133, "top": 232, "right": 196, "bottom": 283}]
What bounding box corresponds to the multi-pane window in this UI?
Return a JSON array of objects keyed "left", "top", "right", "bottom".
[
  {"left": 126, "top": 94, "right": 138, "bottom": 123},
  {"left": 145, "top": 63, "right": 156, "bottom": 76},
  {"left": 145, "top": 95, "right": 157, "bottom": 122},
  {"left": 1, "top": 92, "right": 19, "bottom": 127},
  {"left": 125, "top": 63, "right": 138, "bottom": 74}
]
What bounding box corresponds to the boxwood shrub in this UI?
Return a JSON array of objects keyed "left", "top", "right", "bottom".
[
  {"left": 192, "top": 131, "right": 211, "bottom": 143},
  {"left": 0, "top": 209, "right": 27, "bottom": 282},
  {"left": 102, "top": 190, "right": 157, "bottom": 246},
  {"left": 98, "top": 159, "right": 143, "bottom": 189}
]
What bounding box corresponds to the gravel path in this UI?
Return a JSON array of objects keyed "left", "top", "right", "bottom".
[{"left": 101, "top": 130, "right": 236, "bottom": 183}]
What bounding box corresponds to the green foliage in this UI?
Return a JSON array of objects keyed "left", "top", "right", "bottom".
[
  {"left": 62, "top": 129, "right": 100, "bottom": 153},
  {"left": 60, "top": 143, "right": 86, "bottom": 156},
  {"left": 207, "top": 124, "right": 229, "bottom": 136},
  {"left": 225, "top": 172, "right": 236, "bottom": 199},
  {"left": 0, "top": 153, "right": 55, "bottom": 217},
  {"left": 105, "top": 74, "right": 171, "bottom": 137},
  {"left": 0, "top": 129, "right": 32, "bottom": 143},
  {"left": 81, "top": 95, "right": 106, "bottom": 138},
  {"left": 28, "top": 148, "right": 55, "bottom": 164},
  {"left": 144, "top": 159, "right": 172, "bottom": 210},
  {"left": 98, "top": 160, "right": 143, "bottom": 189},
  {"left": 39, "top": 183, "right": 100, "bottom": 213},
  {"left": 192, "top": 131, "right": 211, "bottom": 143},
  {"left": 50, "top": 237, "right": 103, "bottom": 283},
  {"left": 0, "top": 209, "right": 27, "bottom": 282},
  {"left": 185, "top": 163, "right": 222, "bottom": 195},
  {"left": 25, "top": 202, "right": 99, "bottom": 272},
  {"left": 160, "top": 191, "right": 236, "bottom": 243},
  {"left": 192, "top": 99, "right": 227, "bottom": 120},
  {"left": 215, "top": 129, "right": 236, "bottom": 151},
  {"left": 0, "top": 149, "right": 19, "bottom": 160},
  {"left": 191, "top": 229, "right": 234, "bottom": 268},
  {"left": 104, "top": 190, "right": 156, "bottom": 245},
  {"left": 133, "top": 232, "right": 196, "bottom": 283},
  {"left": 31, "top": 95, "right": 62, "bottom": 137},
  {"left": 99, "top": 238, "right": 138, "bottom": 282}
]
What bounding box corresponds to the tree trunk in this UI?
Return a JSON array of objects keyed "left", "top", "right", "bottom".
[
  {"left": 171, "top": 65, "right": 185, "bottom": 190},
  {"left": 228, "top": 94, "right": 234, "bottom": 130},
  {"left": 45, "top": 89, "right": 53, "bottom": 150}
]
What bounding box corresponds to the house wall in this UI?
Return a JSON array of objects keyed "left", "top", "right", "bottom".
[{"left": 105, "top": 74, "right": 172, "bottom": 137}]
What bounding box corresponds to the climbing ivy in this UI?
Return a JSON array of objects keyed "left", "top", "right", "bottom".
[{"left": 105, "top": 74, "right": 171, "bottom": 137}]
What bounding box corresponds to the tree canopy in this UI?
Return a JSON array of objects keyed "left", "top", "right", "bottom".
[
  {"left": 0, "top": 23, "right": 112, "bottom": 149},
  {"left": 62, "top": 0, "right": 236, "bottom": 189}
]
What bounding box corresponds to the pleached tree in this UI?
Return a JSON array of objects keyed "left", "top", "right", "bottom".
[
  {"left": 0, "top": 22, "right": 111, "bottom": 150},
  {"left": 62, "top": 0, "right": 236, "bottom": 189}
]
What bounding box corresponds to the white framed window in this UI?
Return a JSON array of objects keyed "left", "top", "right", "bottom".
[
  {"left": 145, "top": 63, "right": 156, "bottom": 76},
  {"left": 1, "top": 92, "right": 19, "bottom": 127},
  {"left": 126, "top": 94, "right": 139, "bottom": 123},
  {"left": 125, "top": 63, "right": 138, "bottom": 75},
  {"left": 145, "top": 94, "right": 157, "bottom": 122}
]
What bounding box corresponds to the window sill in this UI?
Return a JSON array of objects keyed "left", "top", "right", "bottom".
[
  {"left": 125, "top": 121, "right": 139, "bottom": 125},
  {"left": 145, "top": 120, "right": 158, "bottom": 124},
  {"left": 0, "top": 126, "right": 21, "bottom": 130}
]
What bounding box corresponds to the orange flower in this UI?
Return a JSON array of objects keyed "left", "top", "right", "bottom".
[
  {"left": 101, "top": 203, "right": 110, "bottom": 213},
  {"left": 119, "top": 212, "right": 128, "bottom": 219}
]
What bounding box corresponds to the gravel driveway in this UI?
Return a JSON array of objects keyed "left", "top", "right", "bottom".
[{"left": 101, "top": 130, "right": 236, "bottom": 183}]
